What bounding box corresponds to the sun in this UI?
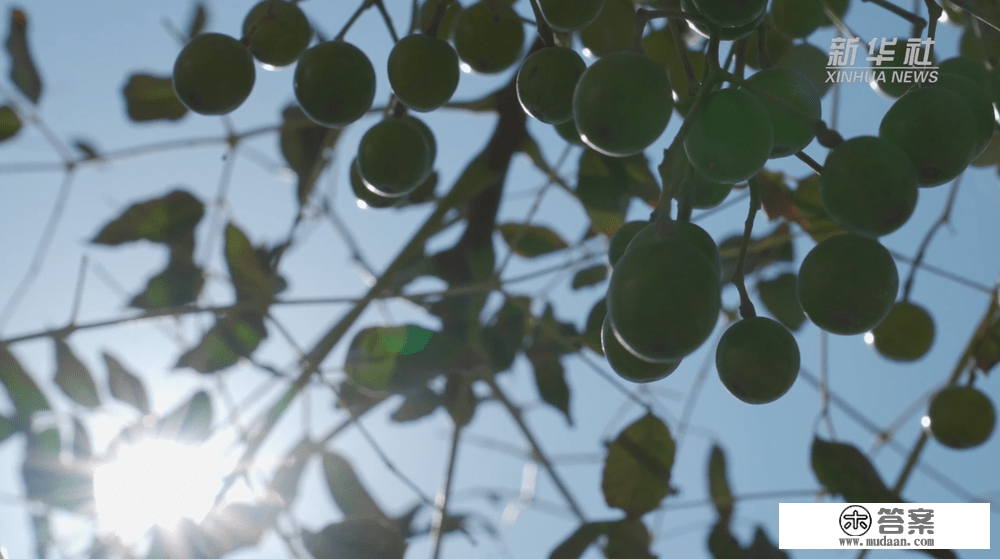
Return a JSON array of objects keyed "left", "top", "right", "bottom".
[{"left": 93, "top": 438, "right": 229, "bottom": 542}]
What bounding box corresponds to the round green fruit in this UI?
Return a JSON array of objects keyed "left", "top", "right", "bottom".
[
  {"left": 388, "top": 34, "right": 460, "bottom": 112},
  {"left": 797, "top": 233, "right": 899, "bottom": 335},
  {"left": 350, "top": 158, "right": 398, "bottom": 209},
  {"left": 173, "top": 33, "right": 255, "bottom": 115},
  {"left": 453, "top": 0, "right": 525, "bottom": 74},
  {"left": 554, "top": 118, "right": 585, "bottom": 145},
  {"left": 928, "top": 386, "right": 996, "bottom": 450},
  {"left": 871, "top": 301, "right": 934, "bottom": 362},
  {"left": 972, "top": 132, "right": 1000, "bottom": 167},
  {"left": 669, "top": 50, "right": 706, "bottom": 116},
  {"left": 357, "top": 119, "right": 432, "bottom": 198},
  {"left": 939, "top": 55, "right": 992, "bottom": 90},
  {"left": 926, "top": 73, "right": 996, "bottom": 158},
  {"left": 573, "top": 51, "right": 673, "bottom": 157},
  {"left": 242, "top": 0, "right": 312, "bottom": 67},
  {"left": 820, "top": 136, "right": 918, "bottom": 237},
  {"left": 879, "top": 86, "right": 978, "bottom": 187},
  {"left": 608, "top": 237, "right": 721, "bottom": 362},
  {"left": 517, "top": 46, "right": 586, "bottom": 124},
  {"left": 400, "top": 114, "right": 437, "bottom": 182},
  {"left": 608, "top": 221, "right": 648, "bottom": 267},
  {"left": 744, "top": 15, "right": 793, "bottom": 70},
  {"left": 686, "top": 165, "right": 734, "bottom": 209},
  {"left": 580, "top": 0, "right": 635, "bottom": 56},
  {"left": 294, "top": 41, "right": 376, "bottom": 128},
  {"left": 421, "top": 0, "right": 463, "bottom": 39},
  {"left": 539, "top": 0, "right": 605, "bottom": 32},
  {"left": 746, "top": 67, "right": 822, "bottom": 158},
  {"left": 684, "top": 88, "right": 774, "bottom": 183},
  {"left": 602, "top": 317, "right": 680, "bottom": 382},
  {"left": 691, "top": 0, "right": 768, "bottom": 28},
  {"left": 624, "top": 220, "right": 722, "bottom": 282},
  {"left": 775, "top": 43, "right": 832, "bottom": 97},
  {"left": 682, "top": 0, "right": 765, "bottom": 41},
  {"left": 870, "top": 38, "right": 934, "bottom": 99},
  {"left": 771, "top": 0, "right": 849, "bottom": 38},
  {"left": 716, "top": 316, "right": 800, "bottom": 404},
  {"left": 642, "top": 27, "right": 682, "bottom": 71},
  {"left": 584, "top": 297, "right": 608, "bottom": 355}
]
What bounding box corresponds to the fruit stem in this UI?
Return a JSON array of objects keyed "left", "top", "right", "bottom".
[
  {"left": 642, "top": 8, "right": 710, "bottom": 28},
  {"left": 733, "top": 176, "right": 761, "bottom": 319},
  {"left": 754, "top": 23, "right": 773, "bottom": 69},
  {"left": 794, "top": 152, "right": 822, "bottom": 175},
  {"left": 920, "top": 0, "right": 943, "bottom": 60},
  {"left": 902, "top": 175, "right": 962, "bottom": 301},
  {"left": 526, "top": 0, "right": 556, "bottom": 47},
  {"left": 336, "top": 0, "right": 377, "bottom": 41}
]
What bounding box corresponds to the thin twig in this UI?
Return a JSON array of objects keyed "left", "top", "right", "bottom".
[{"left": 431, "top": 426, "right": 462, "bottom": 559}]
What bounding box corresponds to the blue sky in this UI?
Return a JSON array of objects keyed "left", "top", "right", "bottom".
[{"left": 0, "top": 1, "right": 997, "bottom": 559}]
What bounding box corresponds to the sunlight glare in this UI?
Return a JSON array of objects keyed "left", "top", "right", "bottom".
[
  {"left": 864, "top": 332, "right": 875, "bottom": 345},
  {"left": 921, "top": 415, "right": 931, "bottom": 429},
  {"left": 94, "top": 439, "right": 225, "bottom": 542},
  {"left": 460, "top": 62, "right": 473, "bottom": 74}
]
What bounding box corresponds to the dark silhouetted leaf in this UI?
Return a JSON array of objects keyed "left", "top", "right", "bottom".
[
  {"left": 389, "top": 387, "right": 440, "bottom": 422},
  {"left": 92, "top": 189, "right": 204, "bottom": 246},
  {"left": 279, "top": 104, "right": 337, "bottom": 210},
  {"left": 708, "top": 444, "right": 734, "bottom": 521},
  {"left": 130, "top": 250, "right": 204, "bottom": 309},
  {"left": 158, "top": 390, "right": 212, "bottom": 444},
  {"left": 343, "top": 325, "right": 441, "bottom": 391},
  {"left": 6, "top": 8, "right": 41, "bottom": 103},
  {"left": 268, "top": 437, "right": 317, "bottom": 508},
  {"left": 919, "top": 549, "right": 959, "bottom": 559},
  {"left": 53, "top": 338, "right": 100, "bottom": 408},
  {"left": 1, "top": 345, "right": 51, "bottom": 419},
  {"left": 793, "top": 175, "right": 847, "bottom": 243},
  {"left": 443, "top": 373, "right": 476, "bottom": 427},
  {"left": 604, "top": 519, "right": 655, "bottom": 559},
  {"left": 571, "top": 264, "right": 608, "bottom": 290},
  {"left": 482, "top": 295, "right": 530, "bottom": 372},
  {"left": 526, "top": 343, "right": 571, "bottom": 425},
  {"left": 175, "top": 311, "right": 267, "bottom": 373},
  {"left": 707, "top": 520, "right": 742, "bottom": 559},
  {"left": 186, "top": 2, "right": 207, "bottom": 39},
  {"left": 22, "top": 427, "right": 94, "bottom": 511},
  {"left": 744, "top": 527, "right": 788, "bottom": 559},
  {"left": 758, "top": 272, "right": 806, "bottom": 331},
  {"left": 576, "top": 149, "right": 660, "bottom": 237},
  {"left": 73, "top": 139, "right": 99, "bottom": 161},
  {"left": 121, "top": 73, "right": 187, "bottom": 122},
  {"left": 811, "top": 437, "right": 899, "bottom": 503},
  {"left": 549, "top": 522, "right": 614, "bottom": 559},
  {"left": 755, "top": 170, "right": 802, "bottom": 224},
  {"left": 0, "top": 104, "right": 21, "bottom": 142},
  {"left": 972, "top": 304, "right": 1000, "bottom": 375},
  {"left": 225, "top": 223, "right": 287, "bottom": 307},
  {"left": 499, "top": 223, "right": 568, "bottom": 258},
  {"left": 719, "top": 223, "right": 794, "bottom": 285},
  {"left": 602, "top": 413, "right": 676, "bottom": 517},
  {"left": 103, "top": 351, "right": 151, "bottom": 414},
  {"left": 0, "top": 414, "right": 15, "bottom": 443},
  {"left": 322, "top": 452, "right": 385, "bottom": 519},
  {"left": 72, "top": 417, "right": 91, "bottom": 458},
  {"left": 302, "top": 518, "right": 408, "bottom": 559}
]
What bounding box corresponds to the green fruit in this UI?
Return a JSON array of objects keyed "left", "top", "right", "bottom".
[
  {"left": 746, "top": 67, "right": 822, "bottom": 158},
  {"left": 926, "top": 73, "right": 996, "bottom": 158},
  {"left": 242, "top": 0, "right": 312, "bottom": 67},
  {"left": 421, "top": 0, "right": 463, "bottom": 38},
  {"left": 624, "top": 221, "right": 722, "bottom": 282},
  {"left": 939, "top": 55, "right": 991, "bottom": 90},
  {"left": 517, "top": 47, "right": 586, "bottom": 124},
  {"left": 172, "top": 33, "right": 255, "bottom": 115},
  {"left": 608, "top": 221, "right": 648, "bottom": 267},
  {"left": 580, "top": 0, "right": 635, "bottom": 57},
  {"left": 692, "top": 0, "right": 768, "bottom": 28},
  {"left": 294, "top": 41, "right": 376, "bottom": 128},
  {"left": 871, "top": 301, "right": 934, "bottom": 362},
  {"left": 453, "top": 0, "right": 525, "bottom": 74},
  {"left": 608, "top": 237, "right": 721, "bottom": 362},
  {"left": 870, "top": 38, "right": 934, "bottom": 99},
  {"left": 775, "top": 43, "right": 832, "bottom": 97},
  {"left": 879, "top": 86, "right": 978, "bottom": 187},
  {"left": 573, "top": 51, "right": 673, "bottom": 157},
  {"left": 554, "top": 118, "right": 585, "bottom": 145},
  {"left": 972, "top": 131, "right": 1000, "bottom": 167},
  {"left": 388, "top": 34, "right": 460, "bottom": 112},
  {"left": 716, "top": 316, "right": 800, "bottom": 404},
  {"left": 929, "top": 386, "right": 996, "bottom": 450},
  {"left": 682, "top": 0, "right": 765, "bottom": 41},
  {"left": 797, "top": 233, "right": 899, "bottom": 335},
  {"left": 744, "top": 15, "right": 793, "bottom": 70},
  {"left": 642, "top": 27, "right": 682, "bottom": 71},
  {"left": 602, "top": 317, "right": 680, "bottom": 383},
  {"left": 771, "top": 0, "right": 849, "bottom": 38},
  {"left": 669, "top": 50, "right": 707, "bottom": 116},
  {"left": 820, "top": 136, "right": 918, "bottom": 237},
  {"left": 686, "top": 165, "right": 734, "bottom": 209},
  {"left": 350, "top": 158, "right": 398, "bottom": 209},
  {"left": 357, "top": 119, "right": 432, "bottom": 198},
  {"left": 584, "top": 298, "right": 608, "bottom": 355},
  {"left": 400, "top": 114, "right": 437, "bottom": 182},
  {"left": 685, "top": 88, "right": 774, "bottom": 184},
  {"left": 539, "top": 0, "right": 605, "bottom": 32}
]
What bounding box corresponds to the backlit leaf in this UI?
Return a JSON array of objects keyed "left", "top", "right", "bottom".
[
  {"left": 268, "top": 437, "right": 317, "bottom": 508},
  {"left": 811, "top": 437, "right": 899, "bottom": 503},
  {"left": 199, "top": 502, "right": 280, "bottom": 557},
  {"left": 279, "top": 104, "right": 337, "bottom": 210},
  {"left": 443, "top": 373, "right": 476, "bottom": 427},
  {"left": 22, "top": 427, "right": 94, "bottom": 512},
  {"left": 793, "top": 175, "right": 848, "bottom": 243},
  {"left": 225, "top": 223, "right": 287, "bottom": 307},
  {"left": 186, "top": 2, "right": 207, "bottom": 39},
  {"left": 302, "top": 518, "right": 408, "bottom": 559},
  {"left": 53, "top": 338, "right": 100, "bottom": 409},
  {"left": 103, "top": 352, "right": 150, "bottom": 414},
  {"left": 549, "top": 522, "right": 613, "bottom": 559},
  {"left": 481, "top": 295, "right": 530, "bottom": 372},
  {"left": 971, "top": 303, "right": 1000, "bottom": 375},
  {"left": 1, "top": 345, "right": 51, "bottom": 419},
  {"left": 744, "top": 527, "right": 788, "bottom": 559},
  {"left": 757, "top": 272, "right": 806, "bottom": 331},
  {"left": 121, "top": 74, "right": 187, "bottom": 122},
  {"left": 602, "top": 413, "right": 676, "bottom": 517},
  {"left": 0, "top": 104, "right": 21, "bottom": 142},
  {"left": 5, "top": 8, "right": 41, "bottom": 103},
  {"left": 571, "top": 264, "right": 608, "bottom": 290},
  {"left": 708, "top": 444, "right": 734, "bottom": 520},
  {"left": 707, "top": 520, "right": 743, "bottom": 559},
  {"left": 719, "top": 223, "right": 795, "bottom": 285},
  {"left": 72, "top": 417, "right": 91, "bottom": 458},
  {"left": 526, "top": 343, "right": 571, "bottom": 425},
  {"left": 390, "top": 387, "right": 441, "bottom": 423},
  {"left": 343, "top": 325, "right": 442, "bottom": 391},
  {"left": 0, "top": 415, "right": 15, "bottom": 443},
  {"left": 322, "top": 452, "right": 385, "bottom": 519},
  {"left": 91, "top": 189, "right": 204, "bottom": 246},
  {"left": 604, "top": 519, "right": 654, "bottom": 559},
  {"left": 129, "top": 249, "right": 204, "bottom": 309},
  {"left": 158, "top": 390, "right": 212, "bottom": 444},
  {"left": 175, "top": 312, "right": 267, "bottom": 374},
  {"left": 499, "top": 223, "right": 568, "bottom": 258}
]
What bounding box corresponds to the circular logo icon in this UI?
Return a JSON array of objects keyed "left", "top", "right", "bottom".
[{"left": 840, "top": 505, "right": 872, "bottom": 537}]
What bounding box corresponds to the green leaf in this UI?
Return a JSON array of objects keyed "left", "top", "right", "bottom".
[
  {"left": 322, "top": 452, "right": 385, "bottom": 519},
  {"left": 0, "top": 104, "right": 22, "bottom": 142},
  {"left": 302, "top": 518, "right": 408, "bottom": 559},
  {"left": 604, "top": 519, "right": 655, "bottom": 559},
  {"left": 1, "top": 345, "right": 51, "bottom": 419},
  {"left": 811, "top": 437, "right": 900, "bottom": 503},
  {"left": 129, "top": 249, "right": 204, "bottom": 309},
  {"left": 793, "top": 175, "right": 848, "bottom": 243},
  {"left": 707, "top": 520, "right": 743, "bottom": 559},
  {"left": 0, "top": 414, "right": 15, "bottom": 443},
  {"left": 443, "top": 373, "right": 477, "bottom": 427},
  {"left": 175, "top": 312, "right": 267, "bottom": 374},
  {"left": 576, "top": 149, "right": 630, "bottom": 237},
  {"left": 268, "top": 437, "right": 317, "bottom": 508},
  {"left": 103, "top": 351, "right": 151, "bottom": 414},
  {"left": 482, "top": 295, "right": 530, "bottom": 372},
  {"left": 757, "top": 272, "right": 807, "bottom": 332},
  {"left": 602, "top": 413, "right": 676, "bottom": 517},
  {"left": 571, "top": 264, "right": 608, "bottom": 290},
  {"left": 53, "top": 338, "right": 101, "bottom": 409},
  {"left": 72, "top": 417, "right": 91, "bottom": 458},
  {"left": 343, "top": 325, "right": 442, "bottom": 391},
  {"left": 279, "top": 104, "right": 338, "bottom": 210},
  {"left": 499, "top": 223, "right": 568, "bottom": 258},
  {"left": 22, "top": 427, "right": 94, "bottom": 511},
  {"left": 121, "top": 73, "right": 187, "bottom": 122},
  {"left": 199, "top": 502, "right": 280, "bottom": 557},
  {"left": 389, "top": 387, "right": 441, "bottom": 423},
  {"left": 185, "top": 2, "right": 207, "bottom": 39},
  {"left": 719, "top": 223, "right": 795, "bottom": 285},
  {"left": 526, "top": 342, "right": 571, "bottom": 425},
  {"left": 5, "top": 8, "right": 41, "bottom": 104},
  {"left": 708, "top": 444, "right": 734, "bottom": 521},
  {"left": 550, "top": 522, "right": 614, "bottom": 559},
  {"left": 91, "top": 189, "right": 204, "bottom": 246},
  {"left": 225, "top": 223, "right": 287, "bottom": 307},
  {"left": 158, "top": 390, "right": 212, "bottom": 444},
  {"left": 972, "top": 304, "right": 1000, "bottom": 375},
  {"left": 744, "top": 527, "right": 788, "bottom": 559}
]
